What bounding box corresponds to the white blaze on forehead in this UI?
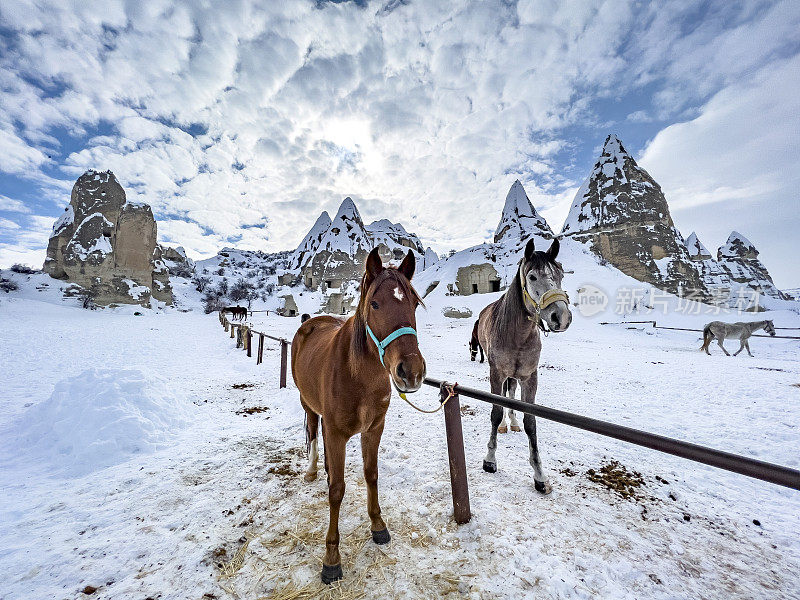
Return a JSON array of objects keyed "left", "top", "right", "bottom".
[{"left": 394, "top": 286, "right": 404, "bottom": 301}]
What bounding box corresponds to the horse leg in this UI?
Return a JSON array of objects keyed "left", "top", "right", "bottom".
[
  {"left": 498, "top": 379, "right": 509, "bottom": 433},
  {"left": 733, "top": 338, "right": 745, "bottom": 356},
  {"left": 717, "top": 338, "right": 730, "bottom": 356},
  {"left": 701, "top": 331, "right": 712, "bottom": 354},
  {"left": 321, "top": 418, "right": 329, "bottom": 485},
  {"left": 304, "top": 409, "right": 320, "bottom": 482},
  {"left": 479, "top": 344, "right": 485, "bottom": 363},
  {"left": 507, "top": 379, "right": 521, "bottom": 432},
  {"left": 745, "top": 339, "right": 753, "bottom": 357},
  {"left": 520, "top": 372, "right": 551, "bottom": 494},
  {"left": 321, "top": 430, "right": 347, "bottom": 584},
  {"left": 361, "top": 426, "right": 390, "bottom": 544},
  {"left": 482, "top": 368, "right": 505, "bottom": 473}
]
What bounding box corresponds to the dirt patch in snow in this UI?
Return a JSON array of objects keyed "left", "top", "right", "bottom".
[
  {"left": 236, "top": 406, "right": 270, "bottom": 416},
  {"left": 586, "top": 460, "right": 645, "bottom": 500}
]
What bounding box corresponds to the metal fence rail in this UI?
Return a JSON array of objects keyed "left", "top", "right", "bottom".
[{"left": 423, "top": 377, "right": 800, "bottom": 491}]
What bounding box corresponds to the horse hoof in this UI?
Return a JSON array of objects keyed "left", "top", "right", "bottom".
[
  {"left": 510, "top": 425, "right": 521, "bottom": 432},
  {"left": 482, "top": 460, "right": 497, "bottom": 473},
  {"left": 321, "top": 563, "right": 343, "bottom": 584},
  {"left": 372, "top": 528, "right": 391, "bottom": 545},
  {"left": 535, "top": 480, "right": 552, "bottom": 495},
  {"left": 498, "top": 426, "right": 508, "bottom": 434},
  {"left": 303, "top": 471, "right": 317, "bottom": 482}
]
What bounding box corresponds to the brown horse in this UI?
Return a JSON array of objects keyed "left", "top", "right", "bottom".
[
  {"left": 291, "top": 248, "right": 426, "bottom": 584},
  {"left": 223, "top": 306, "right": 247, "bottom": 321},
  {"left": 469, "top": 319, "right": 484, "bottom": 363}
]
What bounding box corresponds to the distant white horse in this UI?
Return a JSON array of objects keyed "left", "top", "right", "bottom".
[{"left": 700, "top": 320, "right": 776, "bottom": 356}]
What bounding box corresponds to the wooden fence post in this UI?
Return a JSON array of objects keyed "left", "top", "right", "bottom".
[
  {"left": 441, "top": 383, "right": 471, "bottom": 525},
  {"left": 230, "top": 323, "right": 235, "bottom": 339},
  {"left": 236, "top": 326, "right": 243, "bottom": 349},
  {"left": 246, "top": 328, "right": 252, "bottom": 357},
  {"left": 257, "top": 334, "right": 264, "bottom": 365},
  {"left": 279, "top": 339, "right": 288, "bottom": 389}
]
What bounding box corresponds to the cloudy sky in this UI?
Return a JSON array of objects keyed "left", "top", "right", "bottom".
[{"left": 0, "top": 0, "right": 798, "bottom": 286}]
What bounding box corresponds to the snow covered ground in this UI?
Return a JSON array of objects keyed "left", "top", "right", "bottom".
[{"left": 1, "top": 280, "right": 799, "bottom": 599}]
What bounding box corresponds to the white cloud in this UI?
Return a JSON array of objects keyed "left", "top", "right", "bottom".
[
  {"left": 0, "top": 214, "right": 52, "bottom": 268},
  {"left": 0, "top": 195, "right": 32, "bottom": 213},
  {"left": 0, "top": 217, "right": 21, "bottom": 230},
  {"left": 640, "top": 55, "right": 800, "bottom": 212}
]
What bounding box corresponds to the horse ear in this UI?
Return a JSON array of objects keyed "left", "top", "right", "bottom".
[
  {"left": 364, "top": 248, "right": 383, "bottom": 286},
  {"left": 398, "top": 249, "right": 415, "bottom": 281},
  {"left": 524, "top": 238, "right": 535, "bottom": 260},
  {"left": 546, "top": 237, "right": 560, "bottom": 261}
]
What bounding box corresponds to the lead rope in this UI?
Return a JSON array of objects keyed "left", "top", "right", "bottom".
[{"left": 398, "top": 381, "right": 457, "bottom": 414}]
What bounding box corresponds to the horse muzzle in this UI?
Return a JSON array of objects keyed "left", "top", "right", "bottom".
[
  {"left": 392, "top": 355, "right": 426, "bottom": 393},
  {"left": 542, "top": 301, "right": 572, "bottom": 333}
]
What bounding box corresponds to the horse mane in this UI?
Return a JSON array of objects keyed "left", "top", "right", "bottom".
[
  {"left": 350, "top": 267, "right": 424, "bottom": 363},
  {"left": 491, "top": 251, "right": 563, "bottom": 345}
]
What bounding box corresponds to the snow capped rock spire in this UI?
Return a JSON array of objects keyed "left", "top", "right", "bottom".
[
  {"left": 685, "top": 232, "right": 711, "bottom": 259},
  {"left": 716, "top": 231, "right": 785, "bottom": 300},
  {"left": 718, "top": 231, "right": 757, "bottom": 259},
  {"left": 289, "top": 210, "right": 332, "bottom": 270},
  {"left": 560, "top": 134, "right": 708, "bottom": 298},
  {"left": 316, "top": 197, "right": 371, "bottom": 256},
  {"left": 494, "top": 179, "right": 553, "bottom": 243}
]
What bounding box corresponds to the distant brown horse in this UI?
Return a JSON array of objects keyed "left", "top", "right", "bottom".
[
  {"left": 469, "top": 319, "right": 484, "bottom": 363},
  {"left": 291, "top": 248, "right": 426, "bottom": 584},
  {"left": 223, "top": 306, "right": 247, "bottom": 321}
]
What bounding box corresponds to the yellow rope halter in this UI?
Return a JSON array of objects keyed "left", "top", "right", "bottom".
[{"left": 520, "top": 268, "right": 570, "bottom": 322}]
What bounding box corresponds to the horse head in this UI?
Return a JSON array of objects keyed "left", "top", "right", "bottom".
[
  {"left": 764, "top": 320, "right": 776, "bottom": 336},
  {"left": 520, "top": 237, "right": 572, "bottom": 333},
  {"left": 359, "top": 248, "right": 426, "bottom": 393}
]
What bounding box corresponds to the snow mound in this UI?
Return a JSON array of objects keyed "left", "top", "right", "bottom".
[{"left": 12, "top": 368, "right": 191, "bottom": 477}]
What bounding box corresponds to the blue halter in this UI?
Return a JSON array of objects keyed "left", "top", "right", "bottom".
[{"left": 365, "top": 323, "right": 417, "bottom": 367}]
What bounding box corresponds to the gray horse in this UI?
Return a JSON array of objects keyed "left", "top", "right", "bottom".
[
  {"left": 477, "top": 237, "right": 572, "bottom": 493},
  {"left": 700, "top": 320, "right": 776, "bottom": 356}
]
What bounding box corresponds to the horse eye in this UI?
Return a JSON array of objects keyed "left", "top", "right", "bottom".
[{"left": 371, "top": 301, "right": 379, "bottom": 310}]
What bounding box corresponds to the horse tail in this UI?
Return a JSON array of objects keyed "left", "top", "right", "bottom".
[{"left": 700, "top": 324, "right": 712, "bottom": 350}]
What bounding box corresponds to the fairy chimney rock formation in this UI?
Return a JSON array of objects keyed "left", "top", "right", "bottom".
[
  {"left": 495, "top": 179, "right": 553, "bottom": 243},
  {"left": 717, "top": 231, "right": 786, "bottom": 301},
  {"left": 44, "top": 170, "right": 172, "bottom": 306},
  {"left": 686, "top": 232, "right": 712, "bottom": 261},
  {"left": 561, "top": 134, "right": 708, "bottom": 298}
]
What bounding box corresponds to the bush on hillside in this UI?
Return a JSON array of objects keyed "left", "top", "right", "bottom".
[
  {"left": 10, "top": 263, "right": 37, "bottom": 274},
  {"left": 202, "top": 289, "right": 225, "bottom": 314},
  {"left": 229, "top": 278, "right": 251, "bottom": 302},
  {"left": 193, "top": 275, "right": 211, "bottom": 292}
]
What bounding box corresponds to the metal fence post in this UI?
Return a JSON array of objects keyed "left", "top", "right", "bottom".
[
  {"left": 279, "top": 339, "right": 288, "bottom": 389},
  {"left": 257, "top": 334, "right": 264, "bottom": 365},
  {"left": 441, "top": 383, "right": 471, "bottom": 524}
]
